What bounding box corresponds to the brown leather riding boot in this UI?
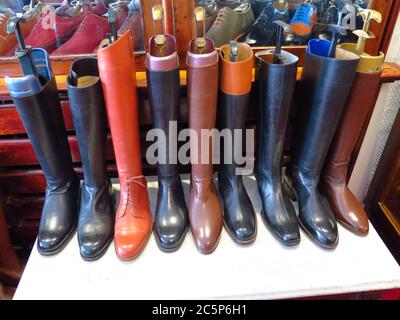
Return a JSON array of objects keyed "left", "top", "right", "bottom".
[
  {"left": 0, "top": 196, "right": 22, "bottom": 300},
  {"left": 321, "top": 69, "right": 382, "bottom": 235},
  {"left": 187, "top": 39, "right": 223, "bottom": 254}
]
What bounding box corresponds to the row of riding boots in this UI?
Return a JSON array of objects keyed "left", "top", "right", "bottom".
[{"left": 7, "top": 31, "right": 384, "bottom": 260}]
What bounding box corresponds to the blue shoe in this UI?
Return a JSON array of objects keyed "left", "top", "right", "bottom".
[{"left": 290, "top": 2, "right": 317, "bottom": 36}]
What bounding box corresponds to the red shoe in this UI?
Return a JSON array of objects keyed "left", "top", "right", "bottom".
[
  {"left": 25, "top": 10, "right": 58, "bottom": 53},
  {"left": 52, "top": 14, "right": 110, "bottom": 55}
]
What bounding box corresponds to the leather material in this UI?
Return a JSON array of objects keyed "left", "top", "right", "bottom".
[
  {"left": 285, "top": 46, "right": 360, "bottom": 248},
  {"left": 53, "top": 14, "right": 110, "bottom": 55},
  {"left": 255, "top": 49, "right": 300, "bottom": 245},
  {"left": 218, "top": 42, "right": 256, "bottom": 244},
  {"left": 98, "top": 32, "right": 152, "bottom": 261},
  {"left": 206, "top": 4, "right": 255, "bottom": 48},
  {"left": 11, "top": 77, "right": 79, "bottom": 255},
  {"left": 146, "top": 57, "right": 189, "bottom": 252},
  {"left": 321, "top": 71, "right": 382, "bottom": 235},
  {"left": 0, "top": 195, "right": 22, "bottom": 299},
  {"left": 218, "top": 93, "right": 257, "bottom": 244},
  {"left": 25, "top": 11, "right": 58, "bottom": 53},
  {"left": 67, "top": 57, "right": 114, "bottom": 261},
  {"left": 0, "top": 12, "right": 39, "bottom": 56},
  {"left": 187, "top": 39, "right": 223, "bottom": 254},
  {"left": 219, "top": 42, "right": 253, "bottom": 95}
]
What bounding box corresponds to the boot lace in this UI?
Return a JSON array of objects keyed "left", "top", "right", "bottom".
[
  {"left": 214, "top": 8, "right": 228, "bottom": 27},
  {"left": 291, "top": 3, "right": 312, "bottom": 24},
  {"left": 120, "top": 175, "right": 147, "bottom": 218}
]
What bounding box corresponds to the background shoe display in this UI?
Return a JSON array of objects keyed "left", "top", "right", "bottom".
[
  {"left": 52, "top": 14, "right": 110, "bottom": 55},
  {"left": 218, "top": 42, "right": 257, "bottom": 244},
  {"left": 206, "top": 2, "right": 254, "bottom": 47},
  {"left": 118, "top": 0, "right": 144, "bottom": 51},
  {"left": 245, "top": 0, "right": 289, "bottom": 46},
  {"left": 0, "top": 11, "right": 39, "bottom": 56},
  {"left": 196, "top": 0, "right": 219, "bottom": 32},
  {"left": 290, "top": 1, "right": 317, "bottom": 36},
  {"left": 250, "top": 0, "right": 274, "bottom": 18},
  {"left": 98, "top": 32, "right": 152, "bottom": 261},
  {"left": 67, "top": 58, "right": 114, "bottom": 261}
]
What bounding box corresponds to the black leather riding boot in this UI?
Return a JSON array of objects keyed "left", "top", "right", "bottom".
[
  {"left": 6, "top": 49, "right": 79, "bottom": 255},
  {"left": 255, "top": 49, "right": 300, "bottom": 246},
  {"left": 217, "top": 42, "right": 256, "bottom": 244},
  {"left": 67, "top": 58, "right": 114, "bottom": 261},
  {"left": 146, "top": 35, "right": 189, "bottom": 252},
  {"left": 285, "top": 40, "right": 360, "bottom": 248}
]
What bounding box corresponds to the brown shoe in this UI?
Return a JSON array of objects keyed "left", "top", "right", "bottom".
[
  {"left": 206, "top": 2, "right": 254, "bottom": 47},
  {"left": 0, "top": 11, "right": 39, "bottom": 56}
]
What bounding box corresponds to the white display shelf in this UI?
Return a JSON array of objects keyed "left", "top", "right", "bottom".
[{"left": 14, "top": 175, "right": 400, "bottom": 300}]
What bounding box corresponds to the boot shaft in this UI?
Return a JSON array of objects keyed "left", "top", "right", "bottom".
[
  {"left": 323, "top": 70, "right": 382, "bottom": 183},
  {"left": 7, "top": 52, "right": 75, "bottom": 186},
  {"left": 187, "top": 39, "right": 219, "bottom": 179},
  {"left": 255, "top": 49, "right": 298, "bottom": 178},
  {"left": 291, "top": 40, "right": 359, "bottom": 172},
  {"left": 146, "top": 35, "right": 181, "bottom": 177},
  {"left": 68, "top": 57, "right": 108, "bottom": 188},
  {"left": 98, "top": 32, "right": 142, "bottom": 177},
  {"left": 218, "top": 42, "right": 253, "bottom": 175}
]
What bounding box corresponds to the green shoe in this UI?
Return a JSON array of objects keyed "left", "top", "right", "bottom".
[{"left": 206, "top": 2, "right": 254, "bottom": 47}]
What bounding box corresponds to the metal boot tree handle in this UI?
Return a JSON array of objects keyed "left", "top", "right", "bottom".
[
  {"left": 353, "top": 9, "right": 382, "bottom": 55},
  {"left": 273, "top": 20, "right": 291, "bottom": 64},
  {"left": 327, "top": 24, "right": 347, "bottom": 58},
  {"left": 152, "top": 4, "right": 167, "bottom": 56},
  {"left": 194, "top": 6, "right": 207, "bottom": 53},
  {"left": 6, "top": 1, "right": 45, "bottom": 77}
]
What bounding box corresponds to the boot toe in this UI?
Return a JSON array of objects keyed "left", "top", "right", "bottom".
[
  {"left": 310, "top": 222, "right": 339, "bottom": 249},
  {"left": 115, "top": 230, "right": 150, "bottom": 260},
  {"left": 78, "top": 233, "right": 113, "bottom": 261},
  {"left": 37, "top": 232, "right": 67, "bottom": 254},
  {"left": 194, "top": 232, "right": 220, "bottom": 254},
  {"left": 156, "top": 229, "right": 187, "bottom": 252}
]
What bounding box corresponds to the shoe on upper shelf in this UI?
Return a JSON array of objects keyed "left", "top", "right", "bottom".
[
  {"left": 0, "top": 10, "right": 39, "bottom": 56},
  {"left": 206, "top": 2, "right": 254, "bottom": 48},
  {"left": 24, "top": 1, "right": 108, "bottom": 54},
  {"left": 245, "top": 0, "right": 289, "bottom": 46},
  {"left": 118, "top": 0, "right": 144, "bottom": 51},
  {"left": 250, "top": 0, "right": 274, "bottom": 18},
  {"left": 52, "top": 13, "right": 110, "bottom": 55},
  {"left": 290, "top": 1, "right": 317, "bottom": 36},
  {"left": 196, "top": 0, "right": 219, "bottom": 32}
]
